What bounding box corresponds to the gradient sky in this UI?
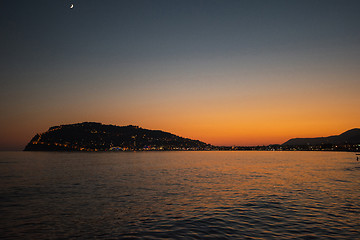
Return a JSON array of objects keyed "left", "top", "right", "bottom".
[{"left": 1, "top": 0, "right": 360, "bottom": 150}]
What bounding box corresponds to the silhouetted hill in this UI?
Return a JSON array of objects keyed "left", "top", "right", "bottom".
[
  {"left": 24, "top": 122, "right": 212, "bottom": 151},
  {"left": 282, "top": 128, "right": 360, "bottom": 146}
]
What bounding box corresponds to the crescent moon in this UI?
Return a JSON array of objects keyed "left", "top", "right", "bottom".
[{"left": 70, "top": 4, "right": 74, "bottom": 9}]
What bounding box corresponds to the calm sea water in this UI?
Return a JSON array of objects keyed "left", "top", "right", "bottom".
[{"left": 1, "top": 151, "right": 359, "bottom": 239}]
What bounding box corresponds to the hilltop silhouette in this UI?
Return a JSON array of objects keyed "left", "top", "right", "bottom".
[
  {"left": 283, "top": 128, "right": 360, "bottom": 146},
  {"left": 24, "top": 122, "right": 212, "bottom": 151}
]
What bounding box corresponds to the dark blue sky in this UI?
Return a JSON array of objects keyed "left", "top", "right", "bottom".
[{"left": 1, "top": 0, "right": 360, "bottom": 149}]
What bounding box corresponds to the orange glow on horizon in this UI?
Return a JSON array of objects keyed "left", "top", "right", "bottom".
[{"left": 1, "top": 53, "right": 359, "bottom": 150}]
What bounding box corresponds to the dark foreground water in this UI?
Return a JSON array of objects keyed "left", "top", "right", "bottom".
[{"left": 1, "top": 151, "right": 359, "bottom": 239}]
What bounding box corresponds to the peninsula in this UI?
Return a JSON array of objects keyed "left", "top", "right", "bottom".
[{"left": 24, "top": 122, "right": 212, "bottom": 151}]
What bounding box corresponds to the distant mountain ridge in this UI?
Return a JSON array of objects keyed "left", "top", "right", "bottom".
[
  {"left": 24, "top": 123, "right": 360, "bottom": 151},
  {"left": 24, "top": 122, "right": 212, "bottom": 151},
  {"left": 282, "top": 128, "right": 360, "bottom": 146}
]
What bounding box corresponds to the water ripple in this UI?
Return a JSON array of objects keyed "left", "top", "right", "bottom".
[{"left": 1, "top": 151, "right": 359, "bottom": 239}]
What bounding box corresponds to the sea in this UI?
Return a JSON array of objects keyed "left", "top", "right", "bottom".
[{"left": 1, "top": 151, "right": 359, "bottom": 239}]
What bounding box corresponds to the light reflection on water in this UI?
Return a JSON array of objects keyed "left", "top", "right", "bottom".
[{"left": 0, "top": 151, "right": 359, "bottom": 239}]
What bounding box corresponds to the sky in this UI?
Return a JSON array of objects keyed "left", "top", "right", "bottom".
[{"left": 1, "top": 0, "right": 360, "bottom": 150}]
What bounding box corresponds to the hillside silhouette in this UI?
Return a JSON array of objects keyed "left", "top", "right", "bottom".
[
  {"left": 24, "top": 122, "right": 212, "bottom": 151},
  {"left": 283, "top": 128, "right": 360, "bottom": 146}
]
